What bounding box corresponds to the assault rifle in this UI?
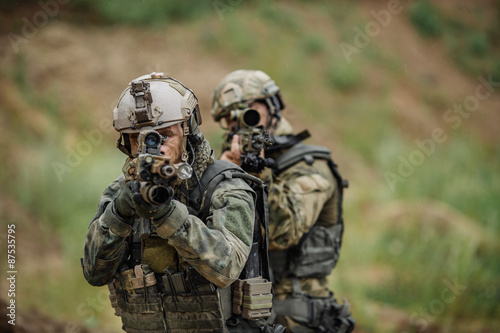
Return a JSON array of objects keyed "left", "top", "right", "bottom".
[
  {"left": 122, "top": 130, "right": 192, "bottom": 239},
  {"left": 123, "top": 130, "right": 193, "bottom": 205},
  {"left": 222, "top": 108, "right": 275, "bottom": 173}
]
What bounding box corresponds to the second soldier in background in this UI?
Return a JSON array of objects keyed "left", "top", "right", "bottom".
[{"left": 212, "top": 70, "right": 355, "bottom": 333}]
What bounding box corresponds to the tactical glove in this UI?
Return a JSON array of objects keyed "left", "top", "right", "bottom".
[
  {"left": 132, "top": 182, "right": 174, "bottom": 221},
  {"left": 112, "top": 181, "right": 137, "bottom": 223}
]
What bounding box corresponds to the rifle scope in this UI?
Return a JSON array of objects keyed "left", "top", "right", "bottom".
[{"left": 229, "top": 108, "right": 261, "bottom": 129}]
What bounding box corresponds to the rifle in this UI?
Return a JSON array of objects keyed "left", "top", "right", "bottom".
[
  {"left": 122, "top": 130, "right": 192, "bottom": 238},
  {"left": 222, "top": 108, "right": 275, "bottom": 173}
]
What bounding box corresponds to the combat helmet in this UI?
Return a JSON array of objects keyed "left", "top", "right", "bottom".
[
  {"left": 211, "top": 70, "right": 284, "bottom": 129},
  {"left": 113, "top": 72, "right": 203, "bottom": 159}
]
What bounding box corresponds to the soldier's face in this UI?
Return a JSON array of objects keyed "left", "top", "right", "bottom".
[{"left": 129, "top": 123, "right": 184, "bottom": 163}]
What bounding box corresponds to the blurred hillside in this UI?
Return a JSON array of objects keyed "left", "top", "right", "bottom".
[{"left": 0, "top": 1, "right": 499, "bottom": 332}]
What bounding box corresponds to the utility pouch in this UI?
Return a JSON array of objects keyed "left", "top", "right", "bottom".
[
  {"left": 288, "top": 224, "right": 343, "bottom": 278},
  {"left": 126, "top": 265, "right": 161, "bottom": 313},
  {"left": 232, "top": 277, "right": 273, "bottom": 320},
  {"left": 112, "top": 265, "right": 167, "bottom": 332},
  {"left": 120, "top": 268, "right": 137, "bottom": 295},
  {"left": 131, "top": 265, "right": 157, "bottom": 290},
  {"left": 159, "top": 268, "right": 228, "bottom": 332},
  {"left": 107, "top": 280, "right": 121, "bottom": 316}
]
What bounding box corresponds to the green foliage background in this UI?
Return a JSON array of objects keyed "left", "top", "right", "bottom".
[{"left": 0, "top": 1, "right": 499, "bottom": 332}]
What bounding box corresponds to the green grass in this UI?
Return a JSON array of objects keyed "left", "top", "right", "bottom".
[
  {"left": 327, "top": 59, "right": 362, "bottom": 91},
  {"left": 408, "top": 0, "right": 500, "bottom": 79},
  {"left": 408, "top": 0, "right": 444, "bottom": 38},
  {"left": 70, "top": 0, "right": 213, "bottom": 26},
  {"left": 11, "top": 141, "right": 124, "bottom": 329},
  {"left": 386, "top": 133, "right": 500, "bottom": 231},
  {"left": 2, "top": 2, "right": 500, "bottom": 332},
  {"left": 333, "top": 131, "right": 500, "bottom": 331},
  {"left": 0, "top": 59, "right": 124, "bottom": 329},
  {"left": 378, "top": 132, "right": 498, "bottom": 313}
]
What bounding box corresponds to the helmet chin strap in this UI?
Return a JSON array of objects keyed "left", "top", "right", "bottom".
[
  {"left": 181, "top": 120, "right": 190, "bottom": 163},
  {"left": 264, "top": 98, "right": 281, "bottom": 131},
  {"left": 116, "top": 133, "right": 133, "bottom": 157}
]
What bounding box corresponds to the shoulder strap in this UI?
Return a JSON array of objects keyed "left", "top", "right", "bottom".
[
  {"left": 273, "top": 142, "right": 348, "bottom": 252},
  {"left": 194, "top": 160, "right": 271, "bottom": 280},
  {"left": 273, "top": 143, "right": 332, "bottom": 175},
  {"left": 273, "top": 143, "right": 349, "bottom": 188},
  {"left": 196, "top": 160, "right": 248, "bottom": 219}
]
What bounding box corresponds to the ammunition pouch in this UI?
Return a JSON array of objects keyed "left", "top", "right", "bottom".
[
  {"left": 232, "top": 278, "right": 273, "bottom": 320},
  {"left": 108, "top": 265, "right": 275, "bottom": 333},
  {"left": 273, "top": 289, "right": 355, "bottom": 333},
  {"left": 270, "top": 223, "right": 343, "bottom": 281},
  {"left": 109, "top": 265, "right": 228, "bottom": 333}
]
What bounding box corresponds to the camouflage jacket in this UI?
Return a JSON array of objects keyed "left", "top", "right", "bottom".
[
  {"left": 83, "top": 140, "right": 256, "bottom": 289},
  {"left": 265, "top": 117, "right": 338, "bottom": 298}
]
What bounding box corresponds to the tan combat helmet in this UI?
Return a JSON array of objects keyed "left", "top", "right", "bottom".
[
  {"left": 114, "top": 72, "right": 203, "bottom": 158},
  {"left": 211, "top": 70, "right": 284, "bottom": 129}
]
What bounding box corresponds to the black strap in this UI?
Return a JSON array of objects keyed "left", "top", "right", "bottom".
[
  {"left": 194, "top": 160, "right": 271, "bottom": 281},
  {"left": 327, "top": 158, "right": 347, "bottom": 253},
  {"left": 266, "top": 130, "right": 311, "bottom": 152},
  {"left": 272, "top": 144, "right": 332, "bottom": 175},
  {"left": 195, "top": 161, "right": 246, "bottom": 219}
]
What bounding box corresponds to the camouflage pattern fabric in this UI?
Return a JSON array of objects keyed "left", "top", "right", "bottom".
[
  {"left": 263, "top": 117, "right": 341, "bottom": 331},
  {"left": 82, "top": 138, "right": 256, "bottom": 289},
  {"left": 265, "top": 159, "right": 337, "bottom": 251},
  {"left": 170, "top": 138, "right": 214, "bottom": 205},
  {"left": 264, "top": 157, "right": 337, "bottom": 301}
]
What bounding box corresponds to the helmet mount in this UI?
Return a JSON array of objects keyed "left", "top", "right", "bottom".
[{"left": 129, "top": 80, "right": 155, "bottom": 128}]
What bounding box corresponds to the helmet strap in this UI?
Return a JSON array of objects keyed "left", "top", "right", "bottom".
[
  {"left": 264, "top": 98, "right": 281, "bottom": 130},
  {"left": 181, "top": 120, "right": 190, "bottom": 163},
  {"left": 116, "top": 133, "right": 133, "bottom": 157}
]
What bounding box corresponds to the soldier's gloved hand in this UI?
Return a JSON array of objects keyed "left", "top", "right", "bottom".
[
  {"left": 132, "top": 183, "right": 174, "bottom": 221},
  {"left": 111, "top": 181, "right": 137, "bottom": 223},
  {"left": 220, "top": 134, "right": 242, "bottom": 166}
]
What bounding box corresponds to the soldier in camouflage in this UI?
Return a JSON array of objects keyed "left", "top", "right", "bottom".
[
  {"left": 211, "top": 70, "right": 355, "bottom": 333},
  {"left": 82, "top": 73, "right": 283, "bottom": 333}
]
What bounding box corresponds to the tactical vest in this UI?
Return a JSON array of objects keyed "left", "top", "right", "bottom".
[
  {"left": 268, "top": 143, "right": 348, "bottom": 281},
  {"left": 108, "top": 161, "right": 274, "bottom": 333}
]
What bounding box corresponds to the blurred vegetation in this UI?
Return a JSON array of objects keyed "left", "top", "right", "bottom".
[
  {"left": 409, "top": 0, "right": 500, "bottom": 80},
  {"left": 71, "top": 0, "right": 213, "bottom": 26},
  {"left": 409, "top": 0, "right": 445, "bottom": 38},
  {"left": 1, "top": 1, "right": 499, "bottom": 333},
  {"left": 0, "top": 0, "right": 213, "bottom": 25}
]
